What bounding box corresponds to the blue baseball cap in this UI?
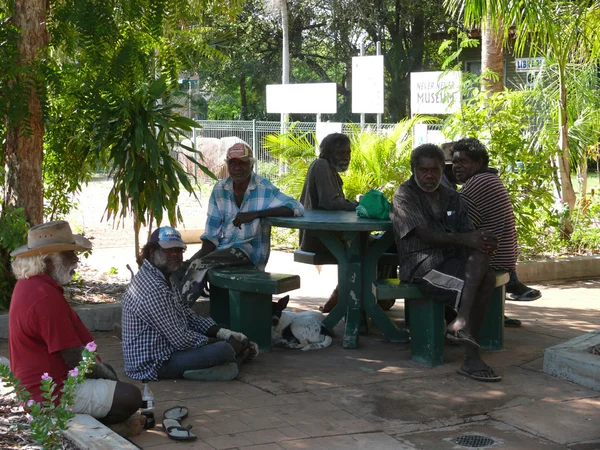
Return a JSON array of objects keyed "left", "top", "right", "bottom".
[{"left": 150, "top": 226, "right": 186, "bottom": 249}]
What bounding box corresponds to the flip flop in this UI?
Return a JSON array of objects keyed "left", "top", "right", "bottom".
[
  {"left": 457, "top": 367, "right": 502, "bottom": 382},
  {"left": 507, "top": 289, "right": 541, "bottom": 301},
  {"left": 164, "top": 406, "right": 188, "bottom": 422},
  {"left": 162, "top": 418, "right": 197, "bottom": 441},
  {"left": 445, "top": 329, "right": 480, "bottom": 349},
  {"left": 504, "top": 316, "right": 522, "bottom": 328}
]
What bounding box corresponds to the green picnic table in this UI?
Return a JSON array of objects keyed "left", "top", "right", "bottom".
[{"left": 268, "top": 210, "right": 409, "bottom": 348}]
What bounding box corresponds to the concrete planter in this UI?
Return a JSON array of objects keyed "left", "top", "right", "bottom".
[{"left": 517, "top": 255, "right": 600, "bottom": 284}]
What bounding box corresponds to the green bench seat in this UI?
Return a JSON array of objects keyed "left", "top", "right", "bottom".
[
  {"left": 207, "top": 267, "right": 300, "bottom": 353},
  {"left": 372, "top": 272, "right": 509, "bottom": 367}
]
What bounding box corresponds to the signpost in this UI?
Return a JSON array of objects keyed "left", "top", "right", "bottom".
[
  {"left": 266, "top": 83, "right": 337, "bottom": 114},
  {"left": 515, "top": 57, "right": 546, "bottom": 86},
  {"left": 410, "top": 71, "right": 461, "bottom": 115}
]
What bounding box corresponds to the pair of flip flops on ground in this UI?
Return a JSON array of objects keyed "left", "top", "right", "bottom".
[{"left": 162, "top": 406, "right": 196, "bottom": 441}]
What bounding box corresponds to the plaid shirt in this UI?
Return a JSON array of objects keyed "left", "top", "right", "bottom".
[
  {"left": 121, "top": 260, "right": 217, "bottom": 381},
  {"left": 391, "top": 176, "right": 474, "bottom": 281},
  {"left": 201, "top": 173, "right": 304, "bottom": 267}
]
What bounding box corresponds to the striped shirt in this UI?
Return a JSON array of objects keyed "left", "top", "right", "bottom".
[
  {"left": 122, "top": 260, "right": 217, "bottom": 381},
  {"left": 459, "top": 169, "right": 518, "bottom": 271},
  {"left": 391, "top": 177, "right": 474, "bottom": 281},
  {"left": 201, "top": 173, "right": 304, "bottom": 268}
]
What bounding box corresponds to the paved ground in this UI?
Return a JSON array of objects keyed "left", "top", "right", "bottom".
[{"left": 1, "top": 250, "right": 599, "bottom": 450}]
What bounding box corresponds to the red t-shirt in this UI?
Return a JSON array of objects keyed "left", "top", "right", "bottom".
[{"left": 9, "top": 274, "right": 95, "bottom": 402}]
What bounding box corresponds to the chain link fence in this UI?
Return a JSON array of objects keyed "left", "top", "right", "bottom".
[{"left": 188, "top": 120, "right": 403, "bottom": 180}]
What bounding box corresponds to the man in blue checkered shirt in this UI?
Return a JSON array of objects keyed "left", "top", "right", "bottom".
[
  {"left": 122, "top": 226, "right": 260, "bottom": 382},
  {"left": 175, "top": 142, "right": 304, "bottom": 306}
]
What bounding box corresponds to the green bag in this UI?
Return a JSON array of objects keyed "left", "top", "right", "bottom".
[{"left": 356, "top": 189, "right": 390, "bottom": 220}]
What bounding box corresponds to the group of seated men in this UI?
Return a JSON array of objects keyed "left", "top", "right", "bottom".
[{"left": 7, "top": 136, "right": 539, "bottom": 433}]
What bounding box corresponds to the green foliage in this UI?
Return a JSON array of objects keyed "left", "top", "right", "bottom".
[
  {"left": 342, "top": 118, "right": 436, "bottom": 202},
  {"left": 101, "top": 76, "right": 213, "bottom": 231},
  {"left": 443, "top": 81, "right": 556, "bottom": 256},
  {"left": 569, "top": 193, "right": 600, "bottom": 253},
  {"left": 264, "top": 117, "right": 435, "bottom": 205},
  {"left": 0, "top": 343, "right": 98, "bottom": 449},
  {"left": 0, "top": 207, "right": 29, "bottom": 311}
]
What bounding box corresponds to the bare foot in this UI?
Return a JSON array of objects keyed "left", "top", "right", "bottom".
[
  {"left": 320, "top": 288, "right": 338, "bottom": 313},
  {"left": 108, "top": 413, "right": 147, "bottom": 437}
]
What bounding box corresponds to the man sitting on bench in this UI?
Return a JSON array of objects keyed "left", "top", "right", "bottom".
[
  {"left": 391, "top": 144, "right": 502, "bottom": 382},
  {"left": 122, "top": 226, "right": 259, "bottom": 382},
  {"left": 175, "top": 142, "right": 304, "bottom": 306},
  {"left": 299, "top": 133, "right": 357, "bottom": 312},
  {"left": 451, "top": 138, "right": 541, "bottom": 327}
]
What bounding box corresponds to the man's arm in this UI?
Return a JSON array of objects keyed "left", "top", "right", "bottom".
[
  {"left": 414, "top": 225, "right": 497, "bottom": 255},
  {"left": 60, "top": 347, "right": 118, "bottom": 380},
  {"left": 232, "top": 206, "right": 293, "bottom": 228}
]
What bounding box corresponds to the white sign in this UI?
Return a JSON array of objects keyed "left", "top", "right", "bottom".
[
  {"left": 266, "top": 83, "right": 337, "bottom": 114},
  {"left": 352, "top": 55, "right": 384, "bottom": 114},
  {"left": 515, "top": 57, "right": 545, "bottom": 72},
  {"left": 316, "top": 122, "right": 343, "bottom": 149},
  {"left": 410, "top": 71, "right": 461, "bottom": 115}
]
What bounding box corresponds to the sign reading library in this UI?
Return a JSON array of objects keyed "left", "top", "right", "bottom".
[{"left": 410, "top": 71, "right": 461, "bottom": 115}]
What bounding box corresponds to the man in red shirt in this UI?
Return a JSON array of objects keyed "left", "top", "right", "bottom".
[{"left": 9, "top": 221, "right": 142, "bottom": 432}]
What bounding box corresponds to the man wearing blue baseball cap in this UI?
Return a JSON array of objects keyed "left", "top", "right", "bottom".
[{"left": 121, "top": 226, "right": 258, "bottom": 382}]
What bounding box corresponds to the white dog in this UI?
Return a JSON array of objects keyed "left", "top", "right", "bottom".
[{"left": 271, "top": 296, "right": 333, "bottom": 351}]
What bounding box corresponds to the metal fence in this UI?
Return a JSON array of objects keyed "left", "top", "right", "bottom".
[{"left": 189, "top": 120, "right": 402, "bottom": 179}]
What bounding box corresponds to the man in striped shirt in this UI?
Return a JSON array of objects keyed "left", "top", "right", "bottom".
[{"left": 451, "top": 138, "right": 542, "bottom": 327}]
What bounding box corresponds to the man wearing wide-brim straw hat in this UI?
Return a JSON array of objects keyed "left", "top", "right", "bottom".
[{"left": 8, "top": 220, "right": 145, "bottom": 436}]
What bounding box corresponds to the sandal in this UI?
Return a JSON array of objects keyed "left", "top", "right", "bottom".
[
  {"left": 164, "top": 406, "right": 188, "bottom": 422},
  {"left": 162, "top": 418, "right": 197, "bottom": 441},
  {"left": 445, "top": 329, "right": 480, "bottom": 349},
  {"left": 508, "top": 289, "right": 541, "bottom": 302},
  {"left": 504, "top": 316, "right": 522, "bottom": 328},
  {"left": 457, "top": 367, "right": 502, "bottom": 382}
]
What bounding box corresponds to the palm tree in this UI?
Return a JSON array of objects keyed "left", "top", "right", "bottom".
[{"left": 444, "top": 0, "right": 600, "bottom": 232}]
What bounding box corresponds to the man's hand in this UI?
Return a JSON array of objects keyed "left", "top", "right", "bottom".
[
  {"left": 464, "top": 230, "right": 498, "bottom": 255},
  {"left": 216, "top": 328, "right": 248, "bottom": 343},
  {"left": 232, "top": 212, "right": 260, "bottom": 228}
]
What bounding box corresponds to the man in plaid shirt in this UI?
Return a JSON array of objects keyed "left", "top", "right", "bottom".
[
  {"left": 122, "top": 226, "right": 259, "bottom": 382},
  {"left": 175, "top": 142, "right": 304, "bottom": 306}
]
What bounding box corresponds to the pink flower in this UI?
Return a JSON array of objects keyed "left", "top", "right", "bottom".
[
  {"left": 41, "top": 373, "right": 50, "bottom": 380},
  {"left": 85, "top": 342, "right": 97, "bottom": 352},
  {"left": 26, "top": 414, "right": 33, "bottom": 423},
  {"left": 68, "top": 368, "right": 78, "bottom": 377},
  {"left": 26, "top": 400, "right": 35, "bottom": 407}
]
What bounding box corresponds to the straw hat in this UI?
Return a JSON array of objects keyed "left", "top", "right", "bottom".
[{"left": 11, "top": 220, "right": 92, "bottom": 258}]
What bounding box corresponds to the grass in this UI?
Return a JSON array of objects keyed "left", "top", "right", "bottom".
[{"left": 572, "top": 171, "right": 599, "bottom": 194}]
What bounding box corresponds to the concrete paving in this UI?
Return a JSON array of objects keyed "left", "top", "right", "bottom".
[{"left": 1, "top": 251, "right": 599, "bottom": 449}]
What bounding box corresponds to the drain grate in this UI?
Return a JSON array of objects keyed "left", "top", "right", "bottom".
[{"left": 450, "top": 434, "right": 497, "bottom": 448}]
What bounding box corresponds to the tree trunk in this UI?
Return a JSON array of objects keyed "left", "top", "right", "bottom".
[
  {"left": 481, "top": 11, "right": 504, "bottom": 94},
  {"left": 578, "top": 154, "right": 588, "bottom": 196},
  {"left": 557, "top": 65, "right": 576, "bottom": 234},
  {"left": 240, "top": 72, "right": 248, "bottom": 120},
  {"left": 4, "top": 0, "right": 48, "bottom": 226}
]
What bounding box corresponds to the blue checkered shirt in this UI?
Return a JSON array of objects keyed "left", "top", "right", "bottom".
[
  {"left": 201, "top": 173, "right": 304, "bottom": 267},
  {"left": 121, "top": 260, "right": 217, "bottom": 381}
]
